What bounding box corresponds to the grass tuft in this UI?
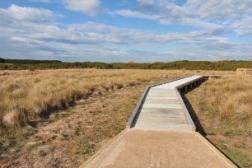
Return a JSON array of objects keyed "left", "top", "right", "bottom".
[{"left": 187, "top": 75, "right": 252, "bottom": 168}]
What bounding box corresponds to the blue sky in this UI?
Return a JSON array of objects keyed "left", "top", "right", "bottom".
[{"left": 0, "top": 0, "right": 252, "bottom": 62}]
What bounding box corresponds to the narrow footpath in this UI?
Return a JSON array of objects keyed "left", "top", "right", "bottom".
[{"left": 81, "top": 76, "right": 237, "bottom": 168}]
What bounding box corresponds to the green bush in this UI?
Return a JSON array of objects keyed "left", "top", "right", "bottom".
[{"left": 0, "top": 59, "right": 251, "bottom": 70}]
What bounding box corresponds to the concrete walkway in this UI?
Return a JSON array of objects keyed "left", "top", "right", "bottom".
[
  {"left": 135, "top": 75, "right": 201, "bottom": 131},
  {"left": 82, "top": 130, "right": 236, "bottom": 168},
  {"left": 81, "top": 76, "right": 237, "bottom": 168}
]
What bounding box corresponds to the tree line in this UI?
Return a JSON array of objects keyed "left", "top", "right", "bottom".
[{"left": 0, "top": 58, "right": 252, "bottom": 71}]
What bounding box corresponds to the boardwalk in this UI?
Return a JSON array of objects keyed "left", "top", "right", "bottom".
[
  {"left": 134, "top": 75, "right": 201, "bottom": 131},
  {"left": 81, "top": 76, "right": 237, "bottom": 168}
]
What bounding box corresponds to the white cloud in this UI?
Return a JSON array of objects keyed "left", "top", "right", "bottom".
[
  {"left": 115, "top": 0, "right": 252, "bottom": 36},
  {"left": 231, "top": 17, "right": 252, "bottom": 35},
  {"left": 116, "top": 9, "right": 160, "bottom": 21},
  {"left": 62, "top": 0, "right": 101, "bottom": 16},
  {"left": 0, "top": 4, "right": 58, "bottom": 23},
  {"left": 138, "top": 0, "right": 156, "bottom": 5},
  {"left": 0, "top": 4, "right": 251, "bottom": 61}
]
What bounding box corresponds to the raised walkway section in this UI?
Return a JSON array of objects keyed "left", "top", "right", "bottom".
[
  {"left": 81, "top": 76, "right": 237, "bottom": 168},
  {"left": 134, "top": 75, "right": 201, "bottom": 131}
]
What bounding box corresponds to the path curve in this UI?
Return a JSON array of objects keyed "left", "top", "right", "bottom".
[{"left": 81, "top": 75, "right": 237, "bottom": 168}]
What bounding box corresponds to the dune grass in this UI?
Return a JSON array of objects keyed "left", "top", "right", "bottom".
[
  {"left": 1, "top": 69, "right": 201, "bottom": 162},
  {"left": 1, "top": 69, "right": 245, "bottom": 167},
  {"left": 0, "top": 69, "right": 197, "bottom": 129},
  {"left": 186, "top": 75, "right": 252, "bottom": 168}
]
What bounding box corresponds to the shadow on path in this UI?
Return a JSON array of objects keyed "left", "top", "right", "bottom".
[
  {"left": 181, "top": 93, "right": 206, "bottom": 136},
  {"left": 180, "top": 77, "right": 240, "bottom": 168},
  {"left": 179, "top": 77, "right": 208, "bottom": 136}
]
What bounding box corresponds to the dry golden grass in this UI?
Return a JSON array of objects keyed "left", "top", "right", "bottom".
[
  {"left": 0, "top": 69, "right": 238, "bottom": 167},
  {"left": 0, "top": 69, "right": 200, "bottom": 167},
  {"left": 186, "top": 75, "right": 252, "bottom": 168},
  {"left": 0, "top": 83, "right": 148, "bottom": 167},
  {"left": 0, "top": 69, "right": 199, "bottom": 128}
]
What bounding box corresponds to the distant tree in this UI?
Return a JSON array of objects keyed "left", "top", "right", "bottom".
[
  {"left": 0, "top": 58, "right": 5, "bottom": 63},
  {"left": 0, "top": 59, "right": 251, "bottom": 70}
]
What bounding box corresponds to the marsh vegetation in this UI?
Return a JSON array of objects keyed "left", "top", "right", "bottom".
[
  {"left": 0, "top": 69, "right": 250, "bottom": 167},
  {"left": 186, "top": 75, "right": 252, "bottom": 168},
  {"left": 0, "top": 69, "right": 194, "bottom": 129}
]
